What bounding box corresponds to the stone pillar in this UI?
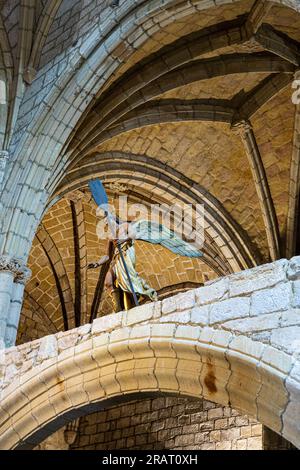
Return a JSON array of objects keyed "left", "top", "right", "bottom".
[
  {"left": 0, "top": 151, "right": 8, "bottom": 186},
  {"left": 0, "top": 271, "right": 14, "bottom": 343},
  {"left": 0, "top": 256, "right": 31, "bottom": 347},
  {"left": 232, "top": 119, "right": 280, "bottom": 261}
]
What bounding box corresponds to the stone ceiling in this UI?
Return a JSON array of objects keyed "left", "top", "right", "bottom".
[{"left": 5, "top": 0, "right": 298, "bottom": 342}]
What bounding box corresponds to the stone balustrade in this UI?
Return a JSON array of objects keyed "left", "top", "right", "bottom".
[{"left": 0, "top": 257, "right": 300, "bottom": 449}]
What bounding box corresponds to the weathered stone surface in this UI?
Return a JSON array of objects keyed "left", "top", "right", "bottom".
[
  {"left": 250, "top": 283, "right": 291, "bottom": 316},
  {"left": 37, "top": 335, "right": 57, "bottom": 362},
  {"left": 125, "top": 303, "right": 155, "bottom": 326},
  {"left": 210, "top": 297, "right": 250, "bottom": 323},
  {"left": 92, "top": 312, "right": 122, "bottom": 334},
  {"left": 292, "top": 280, "right": 300, "bottom": 308},
  {"left": 162, "top": 291, "right": 195, "bottom": 315},
  {"left": 229, "top": 259, "right": 288, "bottom": 297},
  {"left": 57, "top": 332, "right": 79, "bottom": 351},
  {"left": 195, "top": 278, "right": 228, "bottom": 305},
  {"left": 271, "top": 326, "right": 300, "bottom": 354},
  {"left": 287, "top": 256, "right": 300, "bottom": 281},
  {"left": 224, "top": 312, "right": 281, "bottom": 333},
  {"left": 191, "top": 305, "right": 210, "bottom": 325}
]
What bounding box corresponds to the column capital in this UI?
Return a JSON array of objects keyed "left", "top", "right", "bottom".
[
  {"left": 0, "top": 255, "right": 31, "bottom": 285},
  {"left": 231, "top": 119, "right": 253, "bottom": 137}
]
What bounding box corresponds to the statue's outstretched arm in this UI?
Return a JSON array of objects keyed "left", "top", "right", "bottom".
[{"left": 87, "top": 240, "right": 114, "bottom": 269}]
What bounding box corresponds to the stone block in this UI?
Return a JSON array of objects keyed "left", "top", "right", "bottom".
[
  {"left": 250, "top": 283, "right": 291, "bottom": 316},
  {"left": 230, "top": 259, "right": 288, "bottom": 296},
  {"left": 208, "top": 408, "right": 223, "bottom": 420},
  {"left": 210, "top": 297, "right": 250, "bottom": 324},
  {"left": 160, "top": 310, "right": 191, "bottom": 323},
  {"left": 195, "top": 278, "right": 228, "bottom": 305},
  {"left": 224, "top": 312, "right": 280, "bottom": 333},
  {"left": 190, "top": 305, "right": 209, "bottom": 325},
  {"left": 37, "top": 335, "right": 57, "bottom": 362},
  {"left": 287, "top": 256, "right": 300, "bottom": 280},
  {"left": 271, "top": 326, "right": 300, "bottom": 354},
  {"left": 175, "top": 325, "right": 199, "bottom": 340},
  {"left": 230, "top": 335, "right": 265, "bottom": 359},
  {"left": 125, "top": 303, "right": 155, "bottom": 326},
  {"left": 251, "top": 424, "right": 262, "bottom": 436},
  {"left": 247, "top": 436, "right": 262, "bottom": 450},
  {"left": 214, "top": 418, "right": 228, "bottom": 429},
  {"left": 221, "top": 427, "right": 240, "bottom": 441},
  {"left": 292, "top": 280, "right": 300, "bottom": 308},
  {"left": 161, "top": 296, "right": 177, "bottom": 314},
  {"left": 262, "top": 347, "right": 293, "bottom": 374},
  {"left": 216, "top": 441, "right": 232, "bottom": 450},
  {"left": 236, "top": 439, "right": 247, "bottom": 450},
  {"left": 92, "top": 312, "right": 122, "bottom": 334},
  {"left": 174, "top": 434, "right": 194, "bottom": 446}
]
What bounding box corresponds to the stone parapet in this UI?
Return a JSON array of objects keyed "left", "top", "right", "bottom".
[{"left": 0, "top": 257, "right": 299, "bottom": 449}]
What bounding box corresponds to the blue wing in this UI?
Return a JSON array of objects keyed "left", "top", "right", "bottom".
[
  {"left": 132, "top": 220, "right": 203, "bottom": 258},
  {"left": 89, "top": 179, "right": 108, "bottom": 206}
]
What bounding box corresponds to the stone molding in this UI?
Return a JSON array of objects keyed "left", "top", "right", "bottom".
[
  {"left": 0, "top": 255, "right": 31, "bottom": 284},
  {"left": 231, "top": 119, "right": 253, "bottom": 138}
]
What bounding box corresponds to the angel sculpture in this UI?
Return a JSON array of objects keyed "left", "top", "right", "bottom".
[{"left": 87, "top": 180, "right": 203, "bottom": 313}]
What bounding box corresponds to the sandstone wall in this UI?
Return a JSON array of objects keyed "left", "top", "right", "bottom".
[{"left": 71, "top": 397, "right": 262, "bottom": 451}]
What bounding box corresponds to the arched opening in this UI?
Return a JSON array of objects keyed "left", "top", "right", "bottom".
[{"left": 0, "top": 322, "right": 299, "bottom": 449}]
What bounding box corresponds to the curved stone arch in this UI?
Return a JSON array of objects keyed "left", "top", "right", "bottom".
[
  {"left": 76, "top": 70, "right": 292, "bottom": 152},
  {"left": 0, "top": 322, "right": 298, "bottom": 449},
  {"left": 67, "top": 53, "right": 295, "bottom": 163},
  {"left": 72, "top": 19, "right": 249, "bottom": 147},
  {"left": 26, "top": 0, "right": 64, "bottom": 74},
  {"left": 0, "top": 0, "right": 299, "bottom": 260},
  {"left": 21, "top": 291, "right": 58, "bottom": 337},
  {"left": 52, "top": 152, "right": 263, "bottom": 273},
  {"left": 102, "top": 72, "right": 293, "bottom": 143},
  {"left": 35, "top": 224, "right": 75, "bottom": 330}
]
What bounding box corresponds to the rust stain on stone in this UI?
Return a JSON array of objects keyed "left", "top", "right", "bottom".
[
  {"left": 55, "top": 375, "right": 69, "bottom": 403},
  {"left": 56, "top": 374, "right": 65, "bottom": 393},
  {"left": 204, "top": 364, "right": 217, "bottom": 394}
]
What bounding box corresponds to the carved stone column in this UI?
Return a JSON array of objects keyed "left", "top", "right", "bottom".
[
  {"left": 0, "top": 151, "right": 8, "bottom": 186},
  {"left": 0, "top": 256, "right": 31, "bottom": 347},
  {"left": 232, "top": 119, "right": 280, "bottom": 261}
]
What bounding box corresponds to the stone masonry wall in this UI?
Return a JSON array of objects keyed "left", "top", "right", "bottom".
[{"left": 71, "top": 397, "right": 262, "bottom": 451}]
